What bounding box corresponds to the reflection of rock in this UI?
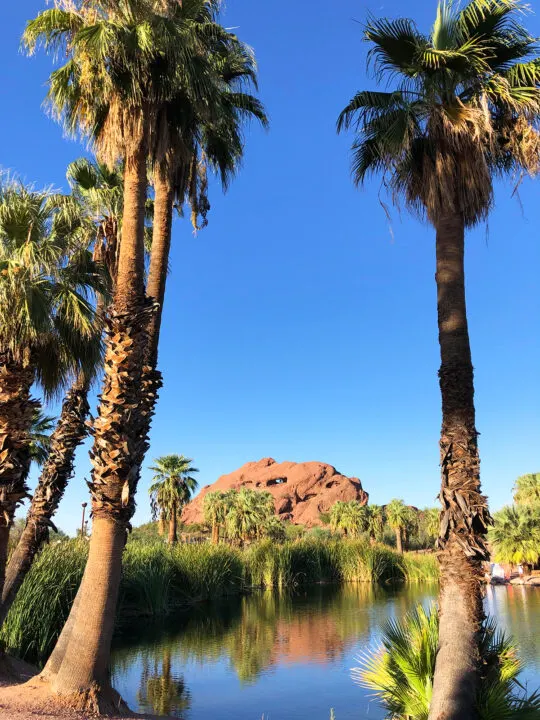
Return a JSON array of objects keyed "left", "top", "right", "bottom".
[{"left": 182, "top": 457, "right": 369, "bottom": 527}]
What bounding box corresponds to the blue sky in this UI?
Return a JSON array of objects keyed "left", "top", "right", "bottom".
[{"left": 2, "top": 1, "right": 539, "bottom": 535}]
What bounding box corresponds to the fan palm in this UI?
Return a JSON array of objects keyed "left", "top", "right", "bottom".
[
  {"left": 0, "top": 159, "right": 124, "bottom": 627},
  {"left": 338, "top": 2, "right": 540, "bottom": 716},
  {"left": 330, "top": 501, "right": 368, "bottom": 538},
  {"left": 0, "top": 180, "right": 103, "bottom": 598},
  {"left": 354, "top": 605, "right": 540, "bottom": 719},
  {"left": 29, "top": 410, "right": 55, "bottom": 467},
  {"left": 148, "top": 455, "right": 199, "bottom": 545},
  {"left": 366, "top": 504, "right": 385, "bottom": 545},
  {"left": 225, "top": 489, "right": 275, "bottom": 545},
  {"left": 203, "top": 490, "right": 233, "bottom": 544},
  {"left": 385, "top": 500, "right": 410, "bottom": 554},
  {"left": 24, "top": 1, "right": 222, "bottom": 704},
  {"left": 489, "top": 505, "right": 540, "bottom": 572},
  {"left": 513, "top": 473, "right": 540, "bottom": 508}
]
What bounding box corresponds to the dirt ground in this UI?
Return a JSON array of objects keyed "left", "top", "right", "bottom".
[{"left": 0, "top": 658, "right": 165, "bottom": 720}]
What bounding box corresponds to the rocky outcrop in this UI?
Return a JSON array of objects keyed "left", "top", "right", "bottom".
[{"left": 181, "top": 457, "right": 368, "bottom": 527}]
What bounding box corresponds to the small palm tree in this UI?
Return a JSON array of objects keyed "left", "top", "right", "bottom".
[
  {"left": 513, "top": 473, "right": 540, "bottom": 508},
  {"left": 203, "top": 491, "right": 234, "bottom": 544},
  {"left": 224, "top": 489, "right": 274, "bottom": 545},
  {"left": 366, "top": 505, "right": 385, "bottom": 545},
  {"left": 338, "top": 2, "right": 540, "bottom": 713},
  {"left": 489, "top": 505, "right": 540, "bottom": 574},
  {"left": 330, "top": 501, "right": 368, "bottom": 538},
  {"left": 385, "top": 500, "right": 410, "bottom": 554},
  {"left": 148, "top": 456, "right": 199, "bottom": 545},
  {"left": 354, "top": 605, "right": 540, "bottom": 719}
]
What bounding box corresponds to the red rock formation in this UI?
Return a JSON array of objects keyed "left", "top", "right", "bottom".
[{"left": 181, "top": 457, "right": 368, "bottom": 527}]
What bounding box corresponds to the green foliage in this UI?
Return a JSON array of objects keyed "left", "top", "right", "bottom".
[
  {"left": 489, "top": 505, "right": 540, "bottom": 567},
  {"left": 513, "top": 473, "right": 540, "bottom": 508},
  {"left": 337, "top": 0, "right": 540, "bottom": 228},
  {"left": 29, "top": 409, "right": 55, "bottom": 466},
  {"left": 204, "top": 488, "right": 277, "bottom": 544},
  {"left": 148, "top": 454, "right": 199, "bottom": 524},
  {"left": 0, "top": 180, "right": 105, "bottom": 394},
  {"left": 355, "top": 604, "right": 540, "bottom": 719},
  {"left": 2, "top": 538, "right": 438, "bottom": 664},
  {"left": 330, "top": 501, "right": 368, "bottom": 538}
]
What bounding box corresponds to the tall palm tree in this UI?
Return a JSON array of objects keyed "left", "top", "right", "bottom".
[
  {"left": 0, "top": 159, "right": 121, "bottom": 626},
  {"left": 338, "top": 2, "right": 540, "bottom": 716},
  {"left": 385, "top": 500, "right": 409, "bottom": 554},
  {"left": 0, "top": 181, "right": 103, "bottom": 599},
  {"left": 148, "top": 455, "right": 199, "bottom": 545},
  {"left": 24, "top": 3, "right": 261, "bottom": 705},
  {"left": 513, "top": 473, "right": 540, "bottom": 508}
]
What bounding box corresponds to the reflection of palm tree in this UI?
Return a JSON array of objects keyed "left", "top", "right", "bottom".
[{"left": 137, "top": 647, "right": 191, "bottom": 718}]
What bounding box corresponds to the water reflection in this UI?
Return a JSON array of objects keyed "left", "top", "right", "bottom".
[{"left": 111, "top": 584, "right": 537, "bottom": 720}]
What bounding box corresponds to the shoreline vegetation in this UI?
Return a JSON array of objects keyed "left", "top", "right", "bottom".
[{"left": 1, "top": 538, "right": 438, "bottom": 665}]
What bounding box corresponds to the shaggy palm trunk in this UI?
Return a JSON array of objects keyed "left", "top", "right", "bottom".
[
  {"left": 0, "top": 374, "right": 90, "bottom": 625},
  {"left": 428, "top": 212, "right": 489, "bottom": 720},
  {"left": 211, "top": 522, "right": 219, "bottom": 544},
  {"left": 168, "top": 507, "right": 178, "bottom": 546},
  {"left": 43, "top": 133, "right": 153, "bottom": 710},
  {"left": 0, "top": 354, "right": 38, "bottom": 596},
  {"left": 395, "top": 528, "right": 403, "bottom": 554}
]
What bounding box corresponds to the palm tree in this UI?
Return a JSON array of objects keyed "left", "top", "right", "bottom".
[
  {"left": 203, "top": 491, "right": 233, "bottom": 544},
  {"left": 29, "top": 410, "right": 56, "bottom": 467},
  {"left": 0, "top": 159, "right": 121, "bottom": 626},
  {"left": 0, "top": 181, "right": 103, "bottom": 600},
  {"left": 489, "top": 505, "right": 540, "bottom": 574},
  {"left": 148, "top": 455, "right": 199, "bottom": 545},
  {"left": 385, "top": 500, "right": 409, "bottom": 554},
  {"left": 354, "top": 605, "right": 540, "bottom": 719},
  {"left": 366, "top": 505, "right": 385, "bottom": 545},
  {"left": 338, "top": 2, "right": 540, "bottom": 716},
  {"left": 513, "top": 473, "right": 540, "bottom": 508},
  {"left": 224, "top": 489, "right": 275, "bottom": 545},
  {"left": 24, "top": 2, "right": 218, "bottom": 704},
  {"left": 330, "top": 501, "right": 368, "bottom": 538}
]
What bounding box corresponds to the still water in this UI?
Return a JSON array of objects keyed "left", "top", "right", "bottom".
[{"left": 111, "top": 584, "right": 540, "bottom": 720}]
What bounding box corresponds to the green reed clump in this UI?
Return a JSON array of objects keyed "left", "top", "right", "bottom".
[
  {"left": 1, "top": 537, "right": 438, "bottom": 665},
  {"left": 1, "top": 539, "right": 87, "bottom": 661}
]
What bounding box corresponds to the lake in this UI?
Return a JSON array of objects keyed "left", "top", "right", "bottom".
[{"left": 111, "top": 584, "right": 540, "bottom": 720}]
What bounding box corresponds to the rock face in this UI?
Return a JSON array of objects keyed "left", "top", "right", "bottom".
[{"left": 181, "top": 457, "right": 368, "bottom": 527}]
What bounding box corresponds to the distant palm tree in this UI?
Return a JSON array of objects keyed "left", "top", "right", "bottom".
[
  {"left": 513, "top": 473, "right": 540, "bottom": 508},
  {"left": 330, "top": 501, "right": 368, "bottom": 538},
  {"left": 338, "top": 2, "right": 540, "bottom": 715},
  {"left": 149, "top": 456, "right": 199, "bottom": 545},
  {"left": 203, "top": 491, "right": 234, "bottom": 544},
  {"left": 489, "top": 505, "right": 540, "bottom": 574},
  {"left": 385, "top": 500, "right": 409, "bottom": 555},
  {"left": 224, "top": 489, "right": 274, "bottom": 545},
  {"left": 366, "top": 505, "right": 385, "bottom": 545}
]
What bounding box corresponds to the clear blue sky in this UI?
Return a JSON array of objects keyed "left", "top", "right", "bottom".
[{"left": 3, "top": 1, "right": 539, "bottom": 535}]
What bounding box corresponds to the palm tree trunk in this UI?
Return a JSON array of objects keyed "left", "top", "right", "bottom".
[
  {"left": 0, "top": 353, "right": 38, "bottom": 596},
  {"left": 395, "top": 528, "right": 403, "bottom": 554},
  {"left": 43, "top": 131, "right": 152, "bottom": 709},
  {"left": 428, "top": 211, "right": 489, "bottom": 720},
  {"left": 168, "top": 510, "right": 177, "bottom": 546},
  {"left": 212, "top": 522, "right": 219, "bottom": 544},
  {"left": 146, "top": 166, "right": 174, "bottom": 367},
  {"left": 0, "top": 374, "right": 90, "bottom": 625}
]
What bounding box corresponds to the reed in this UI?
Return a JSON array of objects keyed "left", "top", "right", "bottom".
[{"left": 1, "top": 537, "right": 438, "bottom": 664}]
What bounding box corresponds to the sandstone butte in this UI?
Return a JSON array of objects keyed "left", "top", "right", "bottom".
[{"left": 181, "top": 457, "right": 369, "bottom": 527}]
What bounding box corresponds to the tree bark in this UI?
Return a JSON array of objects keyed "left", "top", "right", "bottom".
[
  {"left": 212, "top": 523, "right": 219, "bottom": 544},
  {"left": 395, "top": 528, "right": 403, "bottom": 554},
  {"left": 0, "top": 374, "right": 90, "bottom": 625},
  {"left": 146, "top": 166, "right": 174, "bottom": 367},
  {"left": 168, "top": 508, "right": 177, "bottom": 546},
  {"left": 428, "top": 211, "right": 490, "bottom": 720},
  {"left": 0, "top": 354, "right": 38, "bottom": 596},
  {"left": 43, "top": 132, "right": 153, "bottom": 710}
]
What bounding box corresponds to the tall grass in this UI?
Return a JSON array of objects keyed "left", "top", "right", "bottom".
[{"left": 1, "top": 538, "right": 438, "bottom": 664}]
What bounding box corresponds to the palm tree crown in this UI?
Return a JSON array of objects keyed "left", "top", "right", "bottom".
[
  {"left": 513, "top": 472, "right": 540, "bottom": 508},
  {"left": 148, "top": 454, "right": 199, "bottom": 523},
  {"left": 337, "top": 0, "right": 540, "bottom": 226}
]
